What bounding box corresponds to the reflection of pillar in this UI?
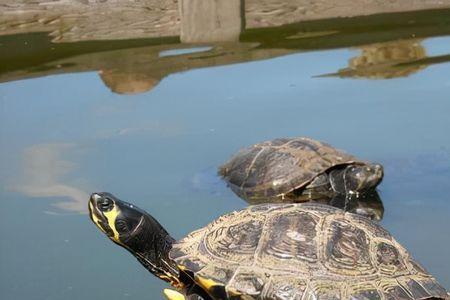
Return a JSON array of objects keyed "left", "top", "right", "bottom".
[
  {"left": 98, "top": 70, "right": 160, "bottom": 95},
  {"left": 179, "top": 0, "right": 244, "bottom": 43}
]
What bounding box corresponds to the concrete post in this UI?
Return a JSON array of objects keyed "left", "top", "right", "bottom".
[{"left": 179, "top": 0, "right": 244, "bottom": 43}]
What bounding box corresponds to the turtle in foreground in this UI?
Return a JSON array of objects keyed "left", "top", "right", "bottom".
[
  {"left": 88, "top": 192, "right": 448, "bottom": 300},
  {"left": 219, "top": 137, "right": 384, "bottom": 202}
]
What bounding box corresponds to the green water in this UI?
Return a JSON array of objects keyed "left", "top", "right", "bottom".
[{"left": 1, "top": 8, "right": 450, "bottom": 300}]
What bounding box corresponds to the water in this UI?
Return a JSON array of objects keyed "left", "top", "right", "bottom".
[{"left": 1, "top": 7, "right": 450, "bottom": 300}]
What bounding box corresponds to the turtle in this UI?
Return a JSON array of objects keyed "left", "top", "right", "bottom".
[
  {"left": 219, "top": 137, "right": 384, "bottom": 202},
  {"left": 88, "top": 192, "right": 448, "bottom": 300}
]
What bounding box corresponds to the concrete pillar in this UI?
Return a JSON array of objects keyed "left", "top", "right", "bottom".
[{"left": 179, "top": 0, "right": 244, "bottom": 43}]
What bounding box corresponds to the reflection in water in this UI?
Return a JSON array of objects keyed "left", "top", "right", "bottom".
[
  {"left": 240, "top": 189, "right": 384, "bottom": 221},
  {"left": 2, "top": 9, "right": 450, "bottom": 92},
  {"left": 159, "top": 46, "right": 213, "bottom": 57},
  {"left": 0, "top": 42, "right": 290, "bottom": 94},
  {"left": 13, "top": 143, "right": 89, "bottom": 213},
  {"left": 98, "top": 69, "right": 160, "bottom": 95},
  {"left": 313, "top": 192, "right": 384, "bottom": 221},
  {"left": 322, "top": 39, "right": 428, "bottom": 79},
  {"left": 84, "top": 43, "right": 288, "bottom": 94}
]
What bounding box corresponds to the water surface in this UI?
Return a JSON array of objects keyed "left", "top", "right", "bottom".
[{"left": 1, "top": 8, "right": 450, "bottom": 300}]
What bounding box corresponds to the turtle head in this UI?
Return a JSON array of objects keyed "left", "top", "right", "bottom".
[
  {"left": 88, "top": 192, "right": 146, "bottom": 245},
  {"left": 344, "top": 163, "right": 384, "bottom": 193},
  {"left": 89, "top": 192, "right": 181, "bottom": 287}
]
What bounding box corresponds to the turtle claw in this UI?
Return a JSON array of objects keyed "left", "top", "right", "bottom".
[{"left": 163, "top": 289, "right": 186, "bottom": 300}]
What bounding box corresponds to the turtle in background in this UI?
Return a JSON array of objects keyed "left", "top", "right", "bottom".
[
  {"left": 88, "top": 192, "right": 448, "bottom": 300},
  {"left": 219, "top": 137, "right": 384, "bottom": 203}
]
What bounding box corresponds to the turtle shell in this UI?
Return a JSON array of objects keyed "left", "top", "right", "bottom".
[
  {"left": 219, "top": 137, "right": 366, "bottom": 201},
  {"left": 170, "top": 203, "right": 448, "bottom": 300}
]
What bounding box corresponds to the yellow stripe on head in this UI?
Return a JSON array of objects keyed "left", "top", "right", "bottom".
[
  {"left": 103, "top": 205, "right": 123, "bottom": 245},
  {"left": 89, "top": 201, "right": 106, "bottom": 234},
  {"left": 163, "top": 289, "right": 186, "bottom": 300}
]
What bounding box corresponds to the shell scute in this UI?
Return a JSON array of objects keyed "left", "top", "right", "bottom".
[
  {"left": 219, "top": 146, "right": 264, "bottom": 188},
  {"left": 375, "top": 242, "right": 407, "bottom": 275},
  {"left": 258, "top": 211, "right": 319, "bottom": 270},
  {"left": 203, "top": 217, "right": 263, "bottom": 265},
  {"left": 348, "top": 213, "right": 393, "bottom": 240},
  {"left": 175, "top": 256, "right": 205, "bottom": 274},
  {"left": 261, "top": 276, "right": 306, "bottom": 300},
  {"left": 348, "top": 289, "right": 382, "bottom": 300},
  {"left": 258, "top": 151, "right": 297, "bottom": 186},
  {"left": 346, "top": 283, "right": 382, "bottom": 300},
  {"left": 399, "top": 278, "right": 431, "bottom": 299},
  {"left": 323, "top": 218, "right": 375, "bottom": 276},
  {"left": 420, "top": 279, "right": 449, "bottom": 298},
  {"left": 383, "top": 284, "right": 414, "bottom": 300},
  {"left": 226, "top": 268, "right": 268, "bottom": 298},
  {"left": 195, "top": 265, "right": 236, "bottom": 290},
  {"left": 305, "top": 281, "right": 341, "bottom": 300}
]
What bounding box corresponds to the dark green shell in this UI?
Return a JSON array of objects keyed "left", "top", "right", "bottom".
[{"left": 219, "top": 137, "right": 365, "bottom": 201}]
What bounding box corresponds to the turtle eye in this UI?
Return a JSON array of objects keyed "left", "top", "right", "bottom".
[{"left": 97, "top": 197, "right": 114, "bottom": 212}]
